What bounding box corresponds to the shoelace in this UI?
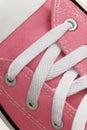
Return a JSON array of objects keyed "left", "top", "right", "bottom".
[{"left": 5, "top": 18, "right": 87, "bottom": 130}]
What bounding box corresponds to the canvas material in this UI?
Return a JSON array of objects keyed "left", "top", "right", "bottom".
[
  {"left": 0, "top": 0, "right": 87, "bottom": 130},
  {"left": 51, "top": 0, "right": 87, "bottom": 111},
  {"left": 51, "top": 0, "right": 87, "bottom": 76},
  {"left": 0, "top": 59, "right": 80, "bottom": 130}
]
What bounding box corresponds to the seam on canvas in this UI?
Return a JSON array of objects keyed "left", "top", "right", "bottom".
[
  {"left": 64, "top": 0, "right": 87, "bottom": 25},
  {"left": 0, "top": 60, "right": 76, "bottom": 121},
  {"left": 53, "top": 0, "right": 79, "bottom": 113},
  {"left": 0, "top": 57, "right": 78, "bottom": 117},
  {"left": 54, "top": 0, "right": 87, "bottom": 75},
  {"left": 0, "top": 84, "right": 46, "bottom": 130},
  {"left": 0, "top": 83, "right": 75, "bottom": 119},
  {"left": 53, "top": 0, "right": 59, "bottom": 27},
  {"left": 52, "top": 0, "right": 56, "bottom": 27},
  {"left": 0, "top": 83, "right": 75, "bottom": 130},
  {"left": 0, "top": 61, "right": 75, "bottom": 110},
  {"left": 0, "top": 0, "right": 86, "bottom": 129}
]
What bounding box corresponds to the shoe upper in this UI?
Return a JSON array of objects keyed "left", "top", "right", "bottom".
[{"left": 0, "top": 0, "right": 87, "bottom": 130}]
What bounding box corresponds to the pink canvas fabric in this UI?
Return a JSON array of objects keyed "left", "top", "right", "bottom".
[{"left": 0, "top": 0, "right": 87, "bottom": 130}]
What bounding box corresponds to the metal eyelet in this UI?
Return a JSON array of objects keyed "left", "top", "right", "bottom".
[
  {"left": 5, "top": 74, "right": 16, "bottom": 87},
  {"left": 27, "top": 100, "right": 38, "bottom": 110},
  {"left": 52, "top": 120, "right": 63, "bottom": 130},
  {"left": 65, "top": 18, "right": 78, "bottom": 31}
]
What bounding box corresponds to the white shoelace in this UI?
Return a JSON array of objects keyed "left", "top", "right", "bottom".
[{"left": 5, "top": 19, "right": 87, "bottom": 130}]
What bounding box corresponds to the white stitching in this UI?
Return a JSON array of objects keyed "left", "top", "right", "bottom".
[
  {"left": 53, "top": 0, "right": 87, "bottom": 76},
  {"left": 0, "top": 84, "right": 46, "bottom": 130},
  {"left": 0, "top": 83, "right": 75, "bottom": 119},
  {"left": 0, "top": 61, "right": 74, "bottom": 130}
]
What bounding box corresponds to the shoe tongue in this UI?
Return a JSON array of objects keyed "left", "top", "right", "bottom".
[{"left": 51, "top": 0, "right": 87, "bottom": 76}]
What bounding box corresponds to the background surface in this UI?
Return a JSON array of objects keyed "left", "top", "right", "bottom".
[{"left": 0, "top": 118, "right": 10, "bottom": 130}]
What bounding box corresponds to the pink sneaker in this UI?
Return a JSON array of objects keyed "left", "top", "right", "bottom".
[{"left": 0, "top": 0, "right": 87, "bottom": 130}]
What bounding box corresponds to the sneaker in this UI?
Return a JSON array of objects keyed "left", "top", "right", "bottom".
[{"left": 0, "top": 0, "right": 87, "bottom": 130}]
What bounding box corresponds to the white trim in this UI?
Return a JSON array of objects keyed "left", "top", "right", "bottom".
[
  {"left": 75, "top": 0, "right": 87, "bottom": 11},
  {"left": 0, "top": 0, "right": 47, "bottom": 43},
  {"left": 0, "top": 111, "right": 15, "bottom": 130}
]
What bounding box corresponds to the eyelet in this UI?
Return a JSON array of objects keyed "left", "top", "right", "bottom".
[
  {"left": 5, "top": 74, "right": 16, "bottom": 87},
  {"left": 65, "top": 18, "right": 78, "bottom": 31},
  {"left": 27, "top": 101, "right": 38, "bottom": 110},
  {"left": 52, "top": 120, "right": 63, "bottom": 130}
]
